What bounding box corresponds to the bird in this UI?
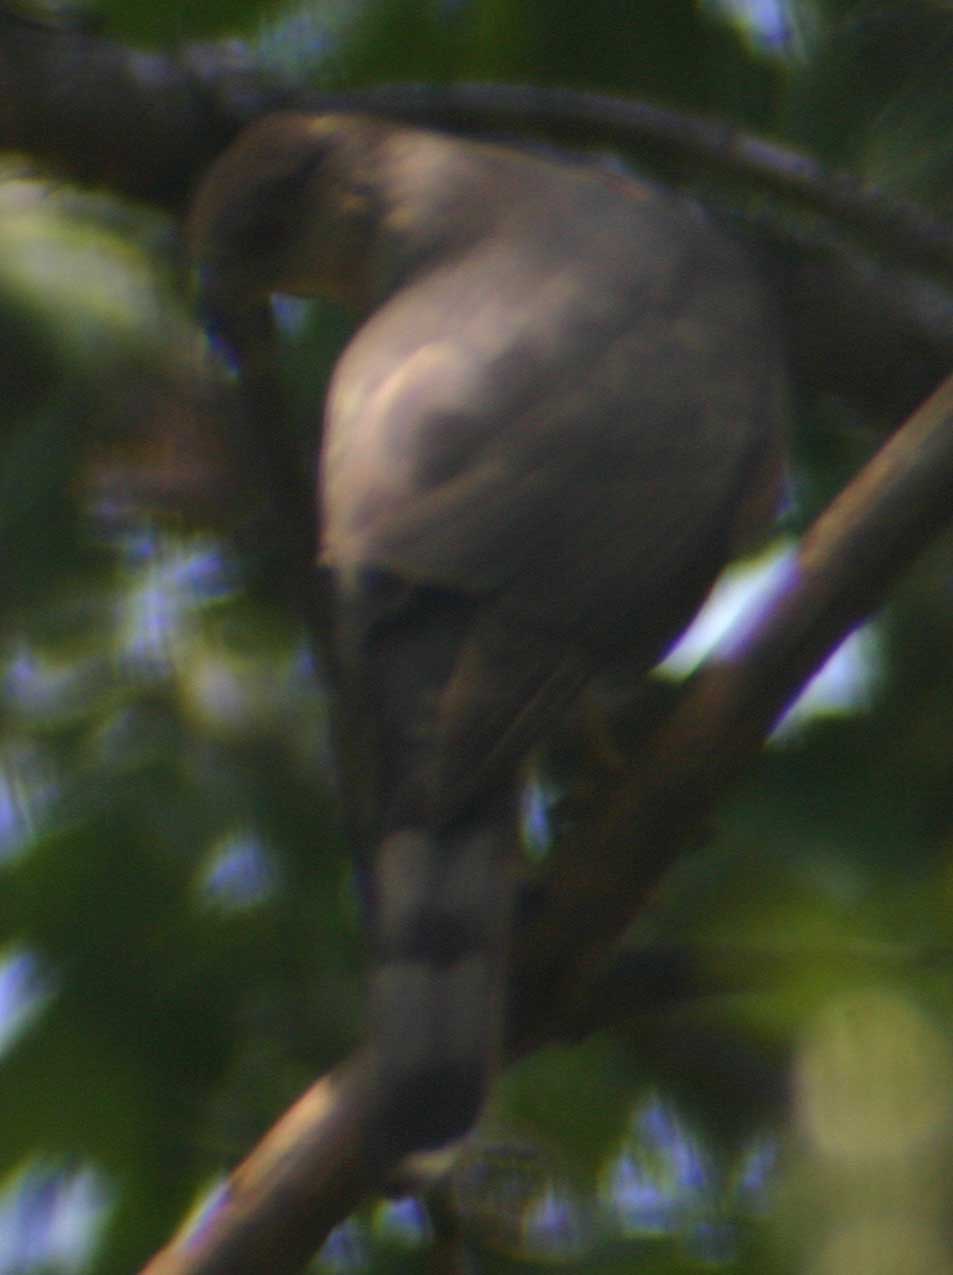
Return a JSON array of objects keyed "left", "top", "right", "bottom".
[{"left": 187, "top": 110, "right": 786, "bottom": 1173}]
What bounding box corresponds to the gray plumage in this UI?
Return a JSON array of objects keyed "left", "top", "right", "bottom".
[{"left": 189, "top": 113, "right": 786, "bottom": 1169}]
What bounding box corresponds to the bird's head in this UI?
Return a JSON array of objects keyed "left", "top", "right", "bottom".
[{"left": 187, "top": 111, "right": 391, "bottom": 318}]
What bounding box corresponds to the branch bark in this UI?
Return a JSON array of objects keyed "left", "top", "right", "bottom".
[
  {"left": 511, "top": 371, "right": 953, "bottom": 1049},
  {"left": 139, "top": 1054, "right": 374, "bottom": 1275},
  {"left": 1, "top": 7, "right": 951, "bottom": 425},
  {"left": 139, "top": 373, "right": 953, "bottom": 1274},
  {"left": 334, "top": 82, "right": 953, "bottom": 290},
  {"left": 1, "top": 11, "right": 951, "bottom": 286}
]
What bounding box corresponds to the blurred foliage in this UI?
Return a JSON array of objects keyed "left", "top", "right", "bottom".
[
  {"left": 0, "top": 1, "right": 952, "bottom": 1273},
  {"left": 784, "top": 0, "right": 953, "bottom": 207}
]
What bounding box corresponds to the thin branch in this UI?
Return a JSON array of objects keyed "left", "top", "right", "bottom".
[
  {"left": 1, "top": 10, "right": 951, "bottom": 426},
  {"left": 571, "top": 939, "right": 953, "bottom": 1040},
  {"left": 139, "top": 1053, "right": 375, "bottom": 1275},
  {"left": 1, "top": 10, "right": 952, "bottom": 292},
  {"left": 138, "top": 374, "right": 953, "bottom": 1275},
  {"left": 511, "top": 371, "right": 953, "bottom": 1048},
  {"left": 0, "top": 8, "right": 243, "bottom": 204},
  {"left": 335, "top": 83, "right": 953, "bottom": 289}
]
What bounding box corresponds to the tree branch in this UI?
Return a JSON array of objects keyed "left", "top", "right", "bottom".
[
  {"left": 139, "top": 1053, "right": 375, "bottom": 1275},
  {"left": 512, "top": 371, "right": 953, "bottom": 1049},
  {"left": 138, "top": 373, "right": 953, "bottom": 1274},
  {"left": 572, "top": 938, "right": 953, "bottom": 1040},
  {"left": 1, "top": 7, "right": 950, "bottom": 425},
  {"left": 335, "top": 82, "right": 953, "bottom": 289},
  {"left": 0, "top": 10, "right": 951, "bottom": 287}
]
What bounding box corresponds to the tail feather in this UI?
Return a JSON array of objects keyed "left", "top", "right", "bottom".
[{"left": 368, "top": 815, "right": 515, "bottom": 1165}]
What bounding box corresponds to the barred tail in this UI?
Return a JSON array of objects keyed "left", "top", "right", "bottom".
[{"left": 368, "top": 809, "right": 515, "bottom": 1166}]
